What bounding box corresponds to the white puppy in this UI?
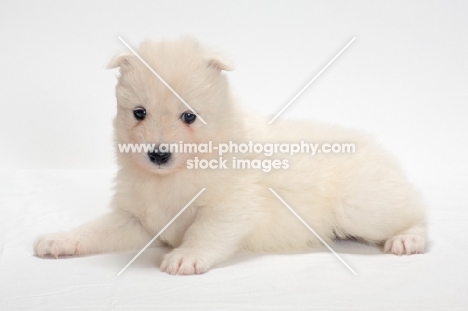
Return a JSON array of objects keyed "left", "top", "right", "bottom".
[{"left": 35, "top": 38, "right": 426, "bottom": 275}]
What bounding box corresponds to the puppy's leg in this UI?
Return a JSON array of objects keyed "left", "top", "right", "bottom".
[
  {"left": 35, "top": 211, "right": 153, "bottom": 258},
  {"left": 160, "top": 204, "right": 258, "bottom": 275},
  {"left": 335, "top": 177, "right": 426, "bottom": 255}
]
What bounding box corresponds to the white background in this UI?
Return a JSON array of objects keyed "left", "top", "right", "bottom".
[{"left": 1, "top": 0, "right": 468, "bottom": 309}]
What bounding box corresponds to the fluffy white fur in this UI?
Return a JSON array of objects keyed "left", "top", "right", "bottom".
[{"left": 35, "top": 38, "right": 426, "bottom": 275}]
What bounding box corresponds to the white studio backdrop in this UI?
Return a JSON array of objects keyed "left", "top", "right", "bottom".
[
  {"left": 0, "top": 0, "right": 467, "bottom": 202},
  {"left": 1, "top": 2, "right": 468, "bottom": 309}
]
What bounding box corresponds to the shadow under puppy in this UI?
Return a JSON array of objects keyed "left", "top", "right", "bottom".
[{"left": 35, "top": 38, "right": 426, "bottom": 275}]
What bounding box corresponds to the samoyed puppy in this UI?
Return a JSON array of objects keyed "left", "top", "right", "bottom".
[{"left": 35, "top": 38, "right": 426, "bottom": 275}]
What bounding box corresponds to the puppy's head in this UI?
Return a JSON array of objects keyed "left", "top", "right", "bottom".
[{"left": 108, "top": 38, "right": 236, "bottom": 175}]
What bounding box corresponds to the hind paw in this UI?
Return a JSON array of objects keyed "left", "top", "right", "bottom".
[{"left": 384, "top": 234, "right": 425, "bottom": 255}]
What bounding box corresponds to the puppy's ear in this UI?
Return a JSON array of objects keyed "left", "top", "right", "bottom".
[
  {"left": 107, "top": 53, "right": 135, "bottom": 69},
  {"left": 206, "top": 54, "right": 234, "bottom": 71}
]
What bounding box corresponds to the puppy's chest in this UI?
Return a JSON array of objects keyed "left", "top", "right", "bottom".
[{"left": 137, "top": 197, "right": 198, "bottom": 247}]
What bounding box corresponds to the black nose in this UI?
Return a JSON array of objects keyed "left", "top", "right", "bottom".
[{"left": 148, "top": 150, "right": 172, "bottom": 165}]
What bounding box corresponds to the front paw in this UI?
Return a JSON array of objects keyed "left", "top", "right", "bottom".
[
  {"left": 34, "top": 233, "right": 83, "bottom": 258},
  {"left": 160, "top": 249, "right": 211, "bottom": 275}
]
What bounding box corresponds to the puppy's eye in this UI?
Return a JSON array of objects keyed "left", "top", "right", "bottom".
[
  {"left": 133, "top": 107, "right": 146, "bottom": 120},
  {"left": 181, "top": 111, "right": 197, "bottom": 124}
]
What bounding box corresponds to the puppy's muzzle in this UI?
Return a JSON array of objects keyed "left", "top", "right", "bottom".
[{"left": 148, "top": 149, "right": 172, "bottom": 165}]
